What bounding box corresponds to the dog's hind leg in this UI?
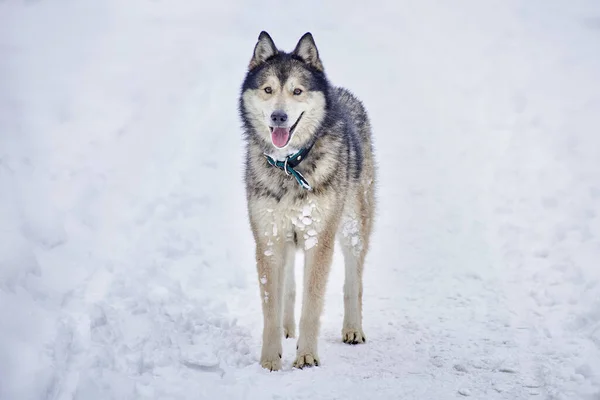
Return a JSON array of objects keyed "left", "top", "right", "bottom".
[{"left": 283, "top": 243, "right": 296, "bottom": 338}]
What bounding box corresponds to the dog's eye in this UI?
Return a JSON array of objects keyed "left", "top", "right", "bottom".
[
  {"left": 264, "top": 87, "right": 272, "bottom": 94},
  {"left": 293, "top": 88, "right": 303, "bottom": 96}
]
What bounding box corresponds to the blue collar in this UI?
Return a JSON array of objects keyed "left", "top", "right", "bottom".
[{"left": 264, "top": 145, "right": 314, "bottom": 191}]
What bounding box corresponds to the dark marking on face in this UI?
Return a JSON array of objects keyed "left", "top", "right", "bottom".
[{"left": 241, "top": 53, "right": 329, "bottom": 96}]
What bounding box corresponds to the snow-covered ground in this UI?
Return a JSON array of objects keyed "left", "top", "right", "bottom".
[{"left": 1, "top": 1, "right": 599, "bottom": 399}]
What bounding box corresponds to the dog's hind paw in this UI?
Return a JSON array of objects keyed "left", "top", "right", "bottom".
[
  {"left": 283, "top": 324, "right": 296, "bottom": 339},
  {"left": 260, "top": 357, "right": 282, "bottom": 372},
  {"left": 342, "top": 328, "right": 366, "bottom": 345},
  {"left": 293, "top": 353, "right": 320, "bottom": 369}
]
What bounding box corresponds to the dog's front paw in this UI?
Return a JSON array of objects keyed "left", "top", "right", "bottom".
[
  {"left": 260, "top": 343, "right": 282, "bottom": 372},
  {"left": 342, "top": 327, "right": 366, "bottom": 345},
  {"left": 293, "top": 353, "right": 320, "bottom": 369},
  {"left": 260, "top": 356, "right": 282, "bottom": 372},
  {"left": 283, "top": 324, "right": 296, "bottom": 339}
]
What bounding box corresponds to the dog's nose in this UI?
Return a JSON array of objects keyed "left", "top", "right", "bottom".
[{"left": 270, "top": 110, "right": 288, "bottom": 125}]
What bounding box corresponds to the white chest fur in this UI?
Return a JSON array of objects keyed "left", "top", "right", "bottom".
[{"left": 251, "top": 196, "right": 329, "bottom": 252}]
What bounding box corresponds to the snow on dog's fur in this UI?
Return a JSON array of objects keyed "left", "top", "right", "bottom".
[{"left": 239, "top": 31, "right": 377, "bottom": 371}]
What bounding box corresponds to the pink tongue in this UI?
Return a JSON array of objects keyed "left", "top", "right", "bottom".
[{"left": 271, "top": 127, "right": 290, "bottom": 148}]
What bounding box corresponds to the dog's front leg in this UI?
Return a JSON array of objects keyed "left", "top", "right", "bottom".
[
  {"left": 255, "top": 238, "right": 285, "bottom": 371},
  {"left": 294, "top": 224, "right": 336, "bottom": 368}
]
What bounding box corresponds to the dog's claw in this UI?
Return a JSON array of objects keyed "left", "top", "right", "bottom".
[
  {"left": 260, "top": 358, "right": 282, "bottom": 371},
  {"left": 342, "top": 328, "right": 366, "bottom": 345},
  {"left": 283, "top": 325, "right": 296, "bottom": 339},
  {"left": 293, "top": 353, "right": 320, "bottom": 369}
]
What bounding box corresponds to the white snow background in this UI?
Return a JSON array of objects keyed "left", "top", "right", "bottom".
[{"left": 1, "top": 1, "right": 599, "bottom": 399}]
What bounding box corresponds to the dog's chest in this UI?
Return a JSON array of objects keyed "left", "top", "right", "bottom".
[{"left": 254, "top": 196, "right": 329, "bottom": 251}]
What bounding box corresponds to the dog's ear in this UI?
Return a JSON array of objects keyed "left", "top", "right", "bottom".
[
  {"left": 292, "top": 32, "right": 323, "bottom": 71},
  {"left": 249, "top": 31, "right": 278, "bottom": 70}
]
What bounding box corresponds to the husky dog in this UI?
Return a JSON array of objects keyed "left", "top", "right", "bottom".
[{"left": 239, "top": 31, "right": 376, "bottom": 371}]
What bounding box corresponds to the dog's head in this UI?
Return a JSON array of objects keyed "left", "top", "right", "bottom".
[{"left": 240, "top": 32, "right": 329, "bottom": 153}]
